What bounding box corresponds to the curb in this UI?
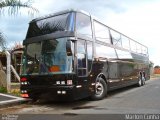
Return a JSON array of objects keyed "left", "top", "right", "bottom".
[
  {"left": 0, "top": 93, "right": 31, "bottom": 108},
  {"left": 150, "top": 77, "right": 160, "bottom": 81}
]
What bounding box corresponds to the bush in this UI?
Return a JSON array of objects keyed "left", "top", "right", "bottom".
[
  {"left": 10, "top": 89, "right": 20, "bottom": 97},
  {"left": 0, "top": 86, "right": 7, "bottom": 93}
]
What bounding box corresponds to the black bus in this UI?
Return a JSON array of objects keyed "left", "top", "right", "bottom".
[{"left": 20, "top": 9, "right": 150, "bottom": 101}]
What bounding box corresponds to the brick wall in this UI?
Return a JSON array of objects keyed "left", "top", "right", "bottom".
[{"left": 154, "top": 68, "right": 160, "bottom": 74}]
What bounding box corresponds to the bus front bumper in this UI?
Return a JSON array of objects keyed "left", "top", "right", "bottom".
[{"left": 21, "top": 85, "right": 77, "bottom": 101}]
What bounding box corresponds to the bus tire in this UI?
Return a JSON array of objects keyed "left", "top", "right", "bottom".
[
  {"left": 137, "top": 73, "right": 146, "bottom": 87},
  {"left": 91, "top": 78, "right": 107, "bottom": 100},
  {"left": 137, "top": 77, "right": 142, "bottom": 87},
  {"left": 142, "top": 74, "right": 146, "bottom": 86}
]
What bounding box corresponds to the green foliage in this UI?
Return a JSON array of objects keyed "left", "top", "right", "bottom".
[
  {"left": 0, "top": 0, "right": 39, "bottom": 50},
  {"left": 0, "top": 86, "right": 7, "bottom": 93},
  {"left": 0, "top": 0, "right": 39, "bottom": 16},
  {"left": 149, "top": 61, "right": 154, "bottom": 67},
  {"left": 154, "top": 65, "right": 160, "bottom": 68},
  {"left": 10, "top": 89, "right": 20, "bottom": 96}
]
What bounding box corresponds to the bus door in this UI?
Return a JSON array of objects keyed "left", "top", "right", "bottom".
[{"left": 76, "top": 40, "right": 90, "bottom": 92}]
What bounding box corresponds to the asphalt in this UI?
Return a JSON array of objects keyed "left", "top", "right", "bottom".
[
  {"left": 0, "top": 93, "right": 30, "bottom": 108},
  {"left": 0, "top": 77, "right": 159, "bottom": 109}
]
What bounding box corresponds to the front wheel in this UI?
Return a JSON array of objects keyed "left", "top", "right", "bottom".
[
  {"left": 91, "top": 78, "right": 107, "bottom": 100},
  {"left": 137, "top": 77, "right": 142, "bottom": 87},
  {"left": 137, "top": 74, "right": 146, "bottom": 87},
  {"left": 141, "top": 75, "right": 146, "bottom": 85}
]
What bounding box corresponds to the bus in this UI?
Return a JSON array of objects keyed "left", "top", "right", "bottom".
[{"left": 20, "top": 9, "right": 150, "bottom": 101}]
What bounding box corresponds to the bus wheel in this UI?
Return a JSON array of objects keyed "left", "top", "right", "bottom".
[
  {"left": 91, "top": 78, "right": 107, "bottom": 100},
  {"left": 138, "top": 77, "right": 142, "bottom": 87},
  {"left": 142, "top": 74, "right": 146, "bottom": 85}
]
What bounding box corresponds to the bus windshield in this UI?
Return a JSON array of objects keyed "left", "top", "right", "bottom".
[
  {"left": 22, "top": 38, "right": 74, "bottom": 75},
  {"left": 26, "top": 12, "right": 74, "bottom": 38}
]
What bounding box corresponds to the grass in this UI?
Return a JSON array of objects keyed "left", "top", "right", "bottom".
[
  {"left": 151, "top": 74, "right": 160, "bottom": 78},
  {"left": 0, "top": 86, "right": 20, "bottom": 97},
  {"left": 0, "top": 82, "right": 21, "bottom": 96}
]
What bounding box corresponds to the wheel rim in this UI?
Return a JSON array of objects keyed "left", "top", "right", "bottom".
[
  {"left": 95, "top": 82, "right": 104, "bottom": 96},
  {"left": 138, "top": 78, "right": 142, "bottom": 86},
  {"left": 142, "top": 76, "right": 146, "bottom": 85}
]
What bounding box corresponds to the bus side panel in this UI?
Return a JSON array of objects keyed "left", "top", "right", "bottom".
[{"left": 90, "top": 60, "right": 122, "bottom": 91}]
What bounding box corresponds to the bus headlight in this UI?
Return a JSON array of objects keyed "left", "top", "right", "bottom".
[
  {"left": 57, "top": 91, "right": 61, "bottom": 94},
  {"left": 62, "top": 91, "right": 66, "bottom": 94},
  {"left": 61, "top": 81, "right": 65, "bottom": 85},
  {"left": 67, "top": 80, "right": 72, "bottom": 85},
  {"left": 21, "top": 82, "right": 28, "bottom": 85},
  {"left": 56, "top": 81, "right": 60, "bottom": 85}
]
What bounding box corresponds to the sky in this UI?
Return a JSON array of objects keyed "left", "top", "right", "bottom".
[{"left": 1, "top": 0, "right": 160, "bottom": 66}]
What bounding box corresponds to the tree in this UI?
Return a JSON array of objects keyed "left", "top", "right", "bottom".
[
  {"left": 0, "top": 0, "right": 38, "bottom": 50},
  {"left": 0, "top": 0, "right": 38, "bottom": 16},
  {"left": 154, "top": 65, "right": 160, "bottom": 69},
  {"left": 0, "top": 31, "right": 6, "bottom": 50}
]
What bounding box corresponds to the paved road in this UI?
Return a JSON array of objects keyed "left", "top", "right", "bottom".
[{"left": 0, "top": 78, "right": 160, "bottom": 120}]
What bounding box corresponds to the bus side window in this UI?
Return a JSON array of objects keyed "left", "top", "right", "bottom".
[
  {"left": 76, "top": 12, "right": 92, "bottom": 38},
  {"left": 66, "top": 41, "right": 72, "bottom": 56},
  {"left": 77, "top": 53, "right": 86, "bottom": 68},
  {"left": 87, "top": 42, "right": 93, "bottom": 72},
  {"left": 77, "top": 41, "right": 86, "bottom": 68},
  {"left": 77, "top": 41, "right": 87, "bottom": 76}
]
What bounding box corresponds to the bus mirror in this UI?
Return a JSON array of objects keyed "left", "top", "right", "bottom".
[{"left": 66, "top": 41, "right": 72, "bottom": 56}]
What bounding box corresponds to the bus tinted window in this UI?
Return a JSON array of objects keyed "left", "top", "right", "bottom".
[
  {"left": 130, "top": 40, "right": 137, "bottom": 52},
  {"left": 96, "top": 43, "right": 117, "bottom": 59},
  {"left": 142, "top": 46, "right": 147, "bottom": 55},
  {"left": 24, "top": 38, "right": 74, "bottom": 74},
  {"left": 26, "top": 13, "right": 71, "bottom": 38},
  {"left": 121, "top": 35, "right": 130, "bottom": 50},
  {"left": 26, "top": 42, "right": 41, "bottom": 74},
  {"left": 116, "top": 49, "right": 132, "bottom": 59},
  {"left": 76, "top": 13, "right": 92, "bottom": 38},
  {"left": 136, "top": 43, "right": 142, "bottom": 54},
  {"left": 77, "top": 41, "right": 86, "bottom": 68},
  {"left": 87, "top": 42, "right": 93, "bottom": 60},
  {"left": 77, "top": 41, "right": 87, "bottom": 76},
  {"left": 87, "top": 42, "right": 93, "bottom": 72},
  {"left": 94, "top": 21, "right": 110, "bottom": 43},
  {"left": 110, "top": 30, "right": 122, "bottom": 47}
]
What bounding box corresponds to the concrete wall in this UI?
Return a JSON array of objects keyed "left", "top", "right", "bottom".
[{"left": 0, "top": 60, "right": 7, "bottom": 87}]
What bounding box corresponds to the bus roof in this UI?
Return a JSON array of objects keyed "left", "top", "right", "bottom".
[
  {"left": 31, "top": 9, "right": 91, "bottom": 23},
  {"left": 29, "top": 9, "right": 148, "bottom": 55}
]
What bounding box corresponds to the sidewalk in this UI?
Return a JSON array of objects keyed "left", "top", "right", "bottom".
[{"left": 0, "top": 93, "right": 30, "bottom": 108}]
